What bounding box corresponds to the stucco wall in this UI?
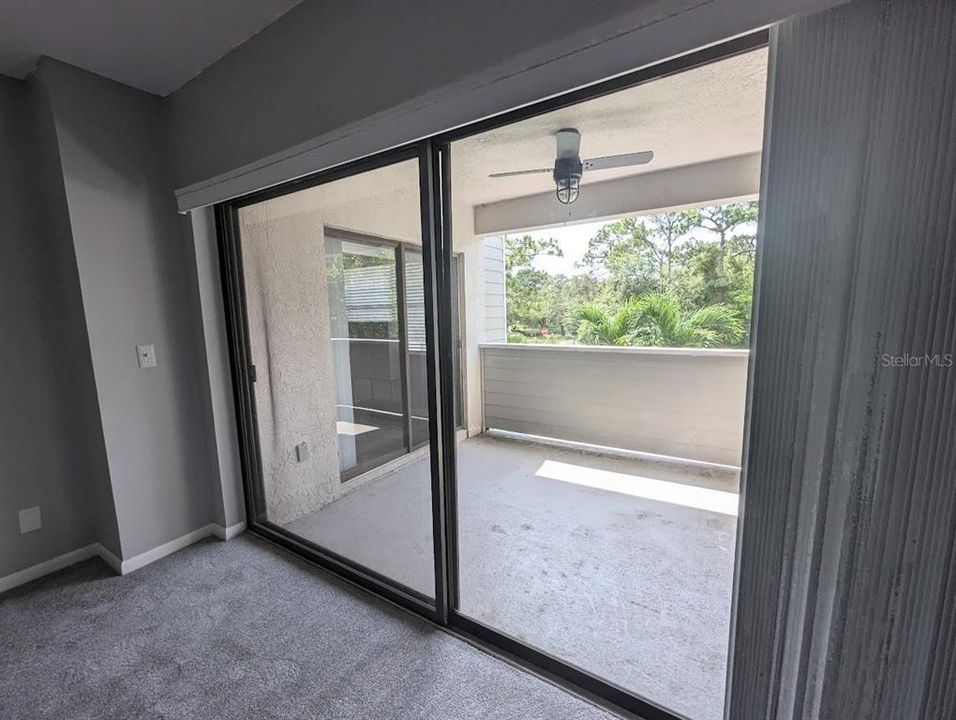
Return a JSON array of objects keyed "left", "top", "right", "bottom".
[{"left": 237, "top": 161, "right": 425, "bottom": 525}]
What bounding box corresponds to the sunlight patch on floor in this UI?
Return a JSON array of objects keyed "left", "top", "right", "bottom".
[
  {"left": 336, "top": 420, "right": 379, "bottom": 436},
  {"left": 534, "top": 459, "right": 739, "bottom": 516}
]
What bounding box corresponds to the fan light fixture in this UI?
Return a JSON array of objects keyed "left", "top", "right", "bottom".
[
  {"left": 489, "top": 128, "right": 654, "bottom": 206},
  {"left": 553, "top": 148, "right": 583, "bottom": 204}
]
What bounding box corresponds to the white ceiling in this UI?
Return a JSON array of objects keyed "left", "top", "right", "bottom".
[
  {"left": 452, "top": 48, "right": 768, "bottom": 208},
  {"left": 0, "top": 0, "right": 304, "bottom": 96}
]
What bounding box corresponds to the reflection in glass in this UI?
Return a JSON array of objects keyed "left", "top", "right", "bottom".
[
  {"left": 236, "top": 158, "right": 435, "bottom": 598},
  {"left": 403, "top": 249, "right": 430, "bottom": 447},
  {"left": 326, "top": 237, "right": 405, "bottom": 478}
]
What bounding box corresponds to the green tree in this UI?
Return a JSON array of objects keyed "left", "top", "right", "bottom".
[
  {"left": 503, "top": 201, "right": 759, "bottom": 347},
  {"left": 684, "top": 201, "right": 758, "bottom": 281},
  {"left": 629, "top": 294, "right": 744, "bottom": 348},
  {"left": 579, "top": 218, "right": 660, "bottom": 300},
  {"left": 505, "top": 234, "right": 563, "bottom": 338},
  {"left": 647, "top": 211, "right": 698, "bottom": 289},
  {"left": 574, "top": 299, "right": 642, "bottom": 345}
]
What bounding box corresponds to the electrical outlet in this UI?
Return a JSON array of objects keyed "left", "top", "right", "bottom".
[
  {"left": 295, "top": 441, "right": 310, "bottom": 462},
  {"left": 136, "top": 344, "right": 157, "bottom": 368},
  {"left": 18, "top": 506, "right": 42, "bottom": 534}
]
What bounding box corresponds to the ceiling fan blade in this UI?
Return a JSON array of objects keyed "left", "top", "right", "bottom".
[
  {"left": 583, "top": 151, "right": 654, "bottom": 172},
  {"left": 488, "top": 167, "right": 552, "bottom": 178}
]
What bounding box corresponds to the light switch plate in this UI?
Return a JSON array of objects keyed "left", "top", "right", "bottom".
[
  {"left": 295, "top": 441, "right": 310, "bottom": 462},
  {"left": 19, "top": 506, "right": 42, "bottom": 534},
  {"left": 136, "top": 344, "right": 157, "bottom": 368}
]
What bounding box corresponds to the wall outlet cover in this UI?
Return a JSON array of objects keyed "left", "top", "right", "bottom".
[
  {"left": 136, "top": 343, "right": 157, "bottom": 368},
  {"left": 18, "top": 506, "right": 42, "bottom": 534},
  {"left": 295, "top": 441, "right": 310, "bottom": 462}
]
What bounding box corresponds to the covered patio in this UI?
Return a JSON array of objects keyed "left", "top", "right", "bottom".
[{"left": 284, "top": 434, "right": 738, "bottom": 720}]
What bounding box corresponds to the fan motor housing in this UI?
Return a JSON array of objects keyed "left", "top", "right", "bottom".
[{"left": 552, "top": 156, "right": 583, "bottom": 185}]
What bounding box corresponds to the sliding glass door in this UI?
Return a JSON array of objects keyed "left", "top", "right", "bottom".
[
  {"left": 435, "top": 35, "right": 765, "bottom": 720},
  {"left": 218, "top": 32, "right": 764, "bottom": 720},
  {"left": 224, "top": 151, "right": 441, "bottom": 603}
]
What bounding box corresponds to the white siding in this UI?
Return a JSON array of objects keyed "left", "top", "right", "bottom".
[
  {"left": 482, "top": 236, "right": 507, "bottom": 343},
  {"left": 480, "top": 344, "right": 748, "bottom": 466}
]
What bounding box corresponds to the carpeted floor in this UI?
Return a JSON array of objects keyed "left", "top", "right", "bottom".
[{"left": 0, "top": 535, "right": 619, "bottom": 720}]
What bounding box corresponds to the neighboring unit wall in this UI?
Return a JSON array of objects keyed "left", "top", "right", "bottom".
[
  {"left": 0, "top": 76, "right": 120, "bottom": 577},
  {"left": 482, "top": 237, "right": 507, "bottom": 344},
  {"left": 481, "top": 344, "right": 748, "bottom": 466},
  {"left": 36, "top": 60, "right": 219, "bottom": 559},
  {"left": 730, "top": 1, "right": 956, "bottom": 718}
]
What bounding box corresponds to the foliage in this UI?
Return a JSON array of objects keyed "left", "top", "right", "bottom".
[
  {"left": 503, "top": 201, "right": 758, "bottom": 348},
  {"left": 575, "top": 299, "right": 642, "bottom": 345},
  {"left": 504, "top": 234, "right": 564, "bottom": 337},
  {"left": 629, "top": 294, "right": 744, "bottom": 348}
]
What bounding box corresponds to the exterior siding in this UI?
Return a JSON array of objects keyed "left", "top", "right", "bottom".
[
  {"left": 482, "top": 236, "right": 507, "bottom": 343},
  {"left": 480, "top": 344, "right": 748, "bottom": 465}
]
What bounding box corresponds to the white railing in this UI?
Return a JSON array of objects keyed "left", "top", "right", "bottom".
[{"left": 480, "top": 343, "right": 749, "bottom": 467}]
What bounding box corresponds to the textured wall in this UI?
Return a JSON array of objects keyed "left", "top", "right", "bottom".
[
  {"left": 729, "top": 1, "right": 956, "bottom": 718},
  {"left": 237, "top": 162, "right": 426, "bottom": 525}
]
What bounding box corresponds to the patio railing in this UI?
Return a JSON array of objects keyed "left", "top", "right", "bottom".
[{"left": 479, "top": 343, "right": 749, "bottom": 467}]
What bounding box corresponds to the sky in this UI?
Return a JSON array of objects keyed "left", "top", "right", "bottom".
[{"left": 522, "top": 221, "right": 606, "bottom": 276}]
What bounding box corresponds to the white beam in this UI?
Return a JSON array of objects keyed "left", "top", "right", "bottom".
[{"left": 474, "top": 153, "right": 761, "bottom": 236}]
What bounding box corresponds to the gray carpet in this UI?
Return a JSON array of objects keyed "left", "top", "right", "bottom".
[
  {"left": 285, "top": 436, "right": 737, "bottom": 720},
  {"left": 0, "top": 535, "right": 618, "bottom": 720}
]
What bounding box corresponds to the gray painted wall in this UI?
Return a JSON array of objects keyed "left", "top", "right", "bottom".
[
  {"left": 166, "top": 0, "right": 644, "bottom": 188},
  {"left": 729, "top": 1, "right": 956, "bottom": 718},
  {"left": 37, "top": 59, "right": 220, "bottom": 559},
  {"left": 0, "top": 75, "right": 120, "bottom": 576},
  {"left": 481, "top": 344, "right": 749, "bottom": 466}
]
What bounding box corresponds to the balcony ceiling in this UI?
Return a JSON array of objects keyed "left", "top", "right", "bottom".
[
  {"left": 452, "top": 48, "right": 768, "bottom": 208},
  {"left": 0, "top": 0, "right": 304, "bottom": 96}
]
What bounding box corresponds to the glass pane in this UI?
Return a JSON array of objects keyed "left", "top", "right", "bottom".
[
  {"left": 326, "top": 237, "right": 405, "bottom": 477},
  {"left": 237, "top": 158, "right": 435, "bottom": 598},
  {"left": 403, "top": 249, "right": 430, "bottom": 447},
  {"left": 447, "top": 47, "right": 767, "bottom": 720}
]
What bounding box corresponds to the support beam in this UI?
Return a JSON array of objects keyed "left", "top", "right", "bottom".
[{"left": 474, "top": 153, "right": 760, "bottom": 236}]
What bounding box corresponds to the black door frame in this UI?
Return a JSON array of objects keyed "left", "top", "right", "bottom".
[
  {"left": 216, "top": 29, "right": 767, "bottom": 720},
  {"left": 216, "top": 143, "right": 444, "bottom": 617}
]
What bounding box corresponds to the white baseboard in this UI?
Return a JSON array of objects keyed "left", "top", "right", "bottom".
[
  {"left": 211, "top": 520, "right": 246, "bottom": 541},
  {"left": 95, "top": 543, "right": 123, "bottom": 574},
  {"left": 0, "top": 544, "right": 101, "bottom": 595},
  {"left": 118, "top": 520, "right": 246, "bottom": 574},
  {"left": 0, "top": 519, "right": 247, "bottom": 592}
]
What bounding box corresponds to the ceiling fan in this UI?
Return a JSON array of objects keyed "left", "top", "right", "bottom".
[{"left": 489, "top": 128, "right": 654, "bottom": 205}]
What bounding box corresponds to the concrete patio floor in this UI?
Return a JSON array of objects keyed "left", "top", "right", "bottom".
[{"left": 283, "top": 435, "right": 738, "bottom": 720}]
